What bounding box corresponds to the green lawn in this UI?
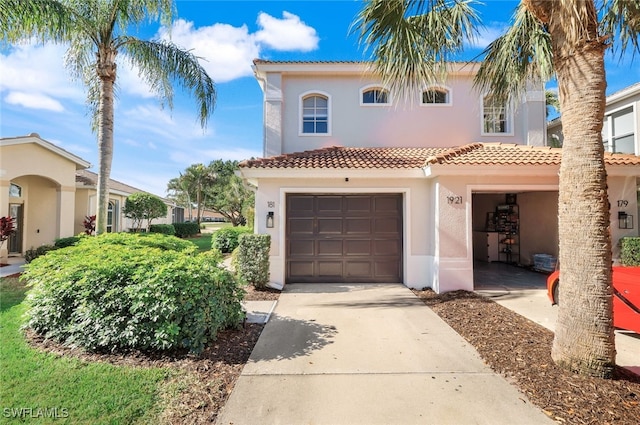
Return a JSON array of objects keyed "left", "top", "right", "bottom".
[
  {"left": 0, "top": 277, "right": 174, "bottom": 424},
  {"left": 188, "top": 232, "right": 212, "bottom": 252}
]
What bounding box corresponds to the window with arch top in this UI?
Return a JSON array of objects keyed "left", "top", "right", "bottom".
[
  {"left": 301, "top": 93, "right": 329, "bottom": 134},
  {"left": 361, "top": 86, "right": 390, "bottom": 105},
  {"left": 421, "top": 87, "right": 450, "bottom": 105}
]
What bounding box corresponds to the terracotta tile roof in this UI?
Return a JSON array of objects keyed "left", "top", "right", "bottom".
[
  {"left": 240, "top": 146, "right": 452, "bottom": 169},
  {"left": 240, "top": 143, "right": 640, "bottom": 170}
]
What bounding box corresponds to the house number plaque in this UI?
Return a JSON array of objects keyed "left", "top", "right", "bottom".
[
  {"left": 267, "top": 201, "right": 275, "bottom": 208},
  {"left": 447, "top": 195, "right": 463, "bottom": 205},
  {"left": 617, "top": 200, "right": 628, "bottom": 207}
]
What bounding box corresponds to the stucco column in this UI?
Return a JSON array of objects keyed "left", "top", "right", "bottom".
[{"left": 58, "top": 186, "right": 76, "bottom": 238}]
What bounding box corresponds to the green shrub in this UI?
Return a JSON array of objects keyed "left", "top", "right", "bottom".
[
  {"left": 149, "top": 224, "right": 176, "bottom": 236},
  {"left": 173, "top": 222, "right": 201, "bottom": 238},
  {"left": 212, "top": 226, "right": 251, "bottom": 253},
  {"left": 22, "top": 233, "right": 244, "bottom": 354},
  {"left": 55, "top": 235, "right": 83, "bottom": 248},
  {"left": 236, "top": 234, "right": 271, "bottom": 288},
  {"left": 621, "top": 237, "right": 640, "bottom": 266},
  {"left": 24, "top": 245, "right": 57, "bottom": 263}
]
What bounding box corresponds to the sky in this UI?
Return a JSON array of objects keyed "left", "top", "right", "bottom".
[{"left": 1, "top": 0, "right": 639, "bottom": 197}]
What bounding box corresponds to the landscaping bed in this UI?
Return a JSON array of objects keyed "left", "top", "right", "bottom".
[{"left": 412, "top": 289, "right": 640, "bottom": 425}]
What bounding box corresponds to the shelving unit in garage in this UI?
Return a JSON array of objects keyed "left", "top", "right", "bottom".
[{"left": 496, "top": 203, "right": 519, "bottom": 264}]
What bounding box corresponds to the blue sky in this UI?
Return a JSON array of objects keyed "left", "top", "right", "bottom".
[{"left": 1, "top": 0, "right": 639, "bottom": 196}]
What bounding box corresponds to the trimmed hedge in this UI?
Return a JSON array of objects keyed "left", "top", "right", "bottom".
[
  {"left": 55, "top": 235, "right": 83, "bottom": 248},
  {"left": 22, "top": 233, "right": 244, "bottom": 354},
  {"left": 236, "top": 234, "right": 271, "bottom": 288},
  {"left": 621, "top": 237, "right": 640, "bottom": 266},
  {"left": 149, "top": 224, "right": 176, "bottom": 236},
  {"left": 25, "top": 245, "right": 57, "bottom": 263},
  {"left": 212, "top": 226, "right": 252, "bottom": 253},
  {"left": 174, "top": 222, "right": 201, "bottom": 238}
]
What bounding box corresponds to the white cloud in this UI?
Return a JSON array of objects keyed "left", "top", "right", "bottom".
[
  {"left": 158, "top": 11, "right": 319, "bottom": 83},
  {"left": 255, "top": 11, "right": 319, "bottom": 52},
  {"left": 468, "top": 23, "right": 508, "bottom": 49},
  {"left": 4, "top": 92, "right": 64, "bottom": 112},
  {"left": 0, "top": 43, "right": 85, "bottom": 110}
]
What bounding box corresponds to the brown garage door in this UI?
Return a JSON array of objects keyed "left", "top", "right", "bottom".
[{"left": 286, "top": 194, "right": 403, "bottom": 283}]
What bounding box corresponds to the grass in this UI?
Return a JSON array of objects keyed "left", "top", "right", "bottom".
[
  {"left": 0, "top": 276, "right": 174, "bottom": 424},
  {"left": 188, "top": 233, "right": 212, "bottom": 252}
]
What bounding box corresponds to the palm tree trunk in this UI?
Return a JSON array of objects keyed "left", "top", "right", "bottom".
[
  {"left": 525, "top": 0, "right": 615, "bottom": 378},
  {"left": 96, "top": 48, "right": 117, "bottom": 235}
]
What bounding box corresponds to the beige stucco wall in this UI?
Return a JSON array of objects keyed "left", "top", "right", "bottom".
[
  {"left": 1, "top": 142, "right": 81, "bottom": 253},
  {"left": 274, "top": 74, "right": 542, "bottom": 155}
]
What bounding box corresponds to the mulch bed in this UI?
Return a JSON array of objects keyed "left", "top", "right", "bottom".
[
  {"left": 412, "top": 289, "right": 640, "bottom": 425},
  {"left": 242, "top": 284, "right": 281, "bottom": 301}
]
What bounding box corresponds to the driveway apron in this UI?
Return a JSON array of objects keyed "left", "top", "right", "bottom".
[{"left": 216, "top": 283, "right": 554, "bottom": 425}]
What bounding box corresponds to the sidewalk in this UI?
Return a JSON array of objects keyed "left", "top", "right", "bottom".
[{"left": 217, "top": 283, "right": 554, "bottom": 425}]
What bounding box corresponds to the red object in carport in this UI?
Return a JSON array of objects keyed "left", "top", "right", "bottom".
[{"left": 547, "top": 267, "right": 640, "bottom": 334}]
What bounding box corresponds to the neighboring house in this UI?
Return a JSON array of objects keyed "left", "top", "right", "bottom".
[
  {"left": 0, "top": 133, "right": 181, "bottom": 257},
  {"left": 239, "top": 60, "right": 640, "bottom": 293},
  {"left": 547, "top": 82, "right": 640, "bottom": 154}
]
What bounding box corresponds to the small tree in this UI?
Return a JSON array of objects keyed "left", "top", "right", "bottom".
[
  {"left": 83, "top": 215, "right": 96, "bottom": 235},
  {"left": 123, "top": 193, "right": 168, "bottom": 232}
]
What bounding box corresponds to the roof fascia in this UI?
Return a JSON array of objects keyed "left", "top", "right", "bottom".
[
  {"left": 423, "top": 164, "right": 560, "bottom": 177},
  {"left": 240, "top": 168, "right": 425, "bottom": 181},
  {"left": 1, "top": 135, "right": 91, "bottom": 169}
]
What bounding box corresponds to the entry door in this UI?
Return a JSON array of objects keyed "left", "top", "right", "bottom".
[
  {"left": 286, "top": 194, "right": 403, "bottom": 283},
  {"left": 8, "top": 204, "right": 23, "bottom": 254}
]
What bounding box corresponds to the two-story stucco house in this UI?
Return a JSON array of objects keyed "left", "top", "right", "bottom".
[{"left": 239, "top": 60, "right": 640, "bottom": 293}]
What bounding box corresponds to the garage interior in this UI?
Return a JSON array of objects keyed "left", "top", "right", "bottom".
[{"left": 472, "top": 191, "right": 559, "bottom": 290}]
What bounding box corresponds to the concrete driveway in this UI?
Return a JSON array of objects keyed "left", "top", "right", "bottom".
[
  {"left": 475, "top": 263, "right": 640, "bottom": 376},
  {"left": 216, "top": 283, "right": 553, "bottom": 425}
]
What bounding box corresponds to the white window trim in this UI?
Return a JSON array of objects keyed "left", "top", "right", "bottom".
[
  {"left": 603, "top": 103, "right": 637, "bottom": 154},
  {"left": 420, "top": 84, "right": 452, "bottom": 107},
  {"left": 480, "top": 94, "right": 514, "bottom": 137},
  {"left": 299, "top": 90, "right": 332, "bottom": 137},
  {"left": 359, "top": 84, "right": 392, "bottom": 106}
]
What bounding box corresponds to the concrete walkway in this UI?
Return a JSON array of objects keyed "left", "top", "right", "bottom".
[{"left": 217, "top": 283, "right": 554, "bottom": 425}]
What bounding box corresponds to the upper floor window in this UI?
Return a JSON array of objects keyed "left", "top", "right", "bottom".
[
  {"left": 482, "top": 95, "right": 512, "bottom": 135},
  {"left": 422, "top": 87, "right": 450, "bottom": 105},
  {"left": 603, "top": 106, "right": 636, "bottom": 154},
  {"left": 361, "top": 86, "right": 390, "bottom": 105},
  {"left": 301, "top": 93, "right": 329, "bottom": 135}
]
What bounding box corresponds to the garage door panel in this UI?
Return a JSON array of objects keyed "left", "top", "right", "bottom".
[
  {"left": 375, "top": 260, "right": 400, "bottom": 277},
  {"left": 374, "top": 240, "right": 400, "bottom": 256},
  {"left": 289, "top": 240, "right": 314, "bottom": 256},
  {"left": 317, "top": 196, "right": 343, "bottom": 215},
  {"left": 346, "top": 196, "right": 372, "bottom": 213},
  {"left": 345, "top": 239, "right": 372, "bottom": 255},
  {"left": 289, "top": 218, "right": 314, "bottom": 234},
  {"left": 346, "top": 261, "right": 372, "bottom": 277},
  {"left": 375, "top": 217, "right": 401, "bottom": 233},
  {"left": 317, "top": 218, "right": 342, "bottom": 234},
  {"left": 317, "top": 240, "right": 343, "bottom": 256},
  {"left": 345, "top": 218, "right": 372, "bottom": 234},
  {"left": 318, "top": 261, "right": 343, "bottom": 277},
  {"left": 289, "top": 261, "right": 314, "bottom": 277},
  {"left": 287, "top": 194, "right": 402, "bottom": 283}
]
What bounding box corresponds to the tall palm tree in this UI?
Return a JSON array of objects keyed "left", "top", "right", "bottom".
[
  {"left": 354, "top": 0, "right": 639, "bottom": 378},
  {"left": 181, "top": 163, "right": 216, "bottom": 225},
  {"left": 0, "top": 0, "right": 216, "bottom": 234}
]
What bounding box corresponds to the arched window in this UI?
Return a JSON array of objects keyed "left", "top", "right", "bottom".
[
  {"left": 361, "top": 86, "right": 390, "bottom": 105},
  {"left": 9, "top": 183, "right": 22, "bottom": 198},
  {"left": 421, "top": 87, "right": 450, "bottom": 105},
  {"left": 107, "top": 201, "right": 117, "bottom": 233},
  {"left": 301, "top": 93, "right": 330, "bottom": 134}
]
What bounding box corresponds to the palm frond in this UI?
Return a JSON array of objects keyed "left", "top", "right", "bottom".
[
  {"left": 353, "top": 0, "right": 480, "bottom": 102},
  {"left": 600, "top": 0, "right": 640, "bottom": 58},
  {"left": 474, "top": 4, "right": 553, "bottom": 105},
  {"left": 0, "top": 0, "right": 81, "bottom": 44},
  {"left": 121, "top": 37, "right": 216, "bottom": 128}
]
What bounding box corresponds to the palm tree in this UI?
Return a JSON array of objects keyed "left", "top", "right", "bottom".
[
  {"left": 0, "top": 0, "right": 216, "bottom": 234},
  {"left": 181, "top": 163, "right": 216, "bottom": 225},
  {"left": 354, "top": 0, "right": 639, "bottom": 378}
]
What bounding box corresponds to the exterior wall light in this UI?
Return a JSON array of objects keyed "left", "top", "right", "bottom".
[
  {"left": 618, "top": 211, "right": 634, "bottom": 229},
  {"left": 266, "top": 211, "right": 274, "bottom": 228}
]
